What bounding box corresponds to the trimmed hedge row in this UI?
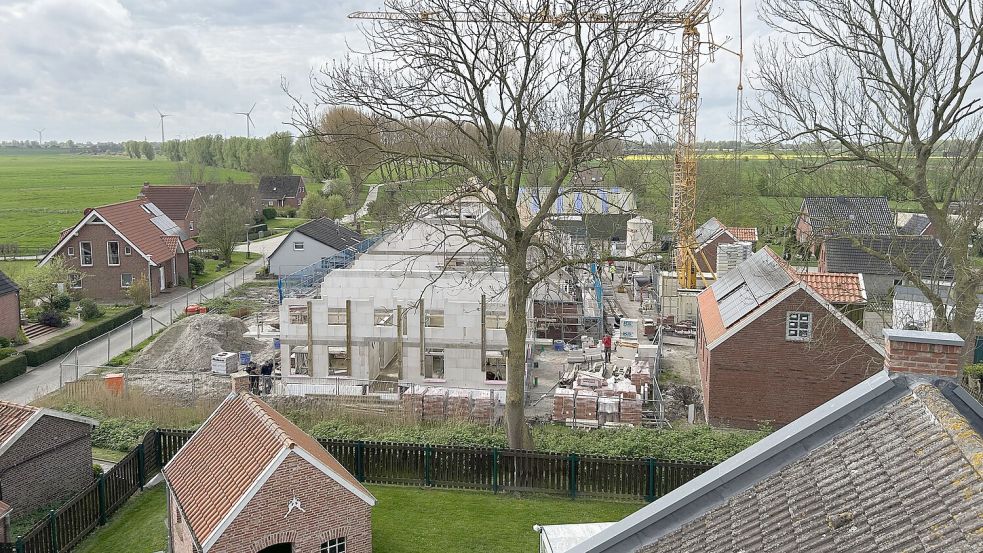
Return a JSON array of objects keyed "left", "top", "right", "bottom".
[
  {"left": 23, "top": 306, "right": 143, "bottom": 366},
  {"left": 0, "top": 353, "right": 27, "bottom": 383}
]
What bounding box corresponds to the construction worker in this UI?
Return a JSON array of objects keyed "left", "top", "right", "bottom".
[{"left": 602, "top": 334, "right": 613, "bottom": 364}]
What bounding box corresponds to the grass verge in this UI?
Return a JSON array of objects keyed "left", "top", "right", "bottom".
[{"left": 192, "top": 251, "right": 252, "bottom": 286}]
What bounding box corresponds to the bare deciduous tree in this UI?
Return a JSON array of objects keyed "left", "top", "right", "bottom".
[
  {"left": 288, "top": 0, "right": 676, "bottom": 447},
  {"left": 753, "top": 0, "right": 983, "bottom": 355},
  {"left": 315, "top": 107, "right": 384, "bottom": 208}
]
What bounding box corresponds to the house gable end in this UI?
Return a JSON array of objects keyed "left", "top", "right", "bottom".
[{"left": 39, "top": 209, "right": 155, "bottom": 267}]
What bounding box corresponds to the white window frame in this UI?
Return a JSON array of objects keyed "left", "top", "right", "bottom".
[
  {"left": 485, "top": 352, "right": 507, "bottom": 382},
  {"left": 425, "top": 309, "right": 445, "bottom": 328},
  {"left": 786, "top": 311, "right": 812, "bottom": 342},
  {"left": 68, "top": 273, "right": 82, "bottom": 289},
  {"left": 107, "top": 241, "right": 120, "bottom": 266},
  {"left": 80, "top": 241, "right": 93, "bottom": 266},
  {"left": 121, "top": 273, "right": 133, "bottom": 288},
  {"left": 124, "top": 245, "right": 132, "bottom": 256},
  {"left": 486, "top": 310, "right": 507, "bottom": 330},
  {"left": 188, "top": 221, "right": 194, "bottom": 231},
  {"left": 67, "top": 246, "right": 75, "bottom": 257},
  {"left": 321, "top": 537, "right": 346, "bottom": 553},
  {"left": 327, "top": 308, "right": 346, "bottom": 326},
  {"left": 293, "top": 241, "right": 305, "bottom": 251},
  {"left": 288, "top": 306, "right": 308, "bottom": 325}
]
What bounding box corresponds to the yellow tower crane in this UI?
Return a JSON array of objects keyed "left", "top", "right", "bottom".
[{"left": 350, "top": 0, "right": 722, "bottom": 289}]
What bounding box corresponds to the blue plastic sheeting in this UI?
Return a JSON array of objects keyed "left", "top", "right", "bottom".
[
  {"left": 600, "top": 190, "right": 609, "bottom": 214},
  {"left": 574, "top": 193, "right": 584, "bottom": 214}
]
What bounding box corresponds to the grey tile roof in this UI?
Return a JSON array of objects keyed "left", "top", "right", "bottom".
[
  {"left": 709, "top": 249, "right": 794, "bottom": 327},
  {"left": 802, "top": 196, "right": 895, "bottom": 236},
  {"left": 0, "top": 270, "right": 19, "bottom": 297},
  {"left": 823, "top": 235, "right": 953, "bottom": 278},
  {"left": 258, "top": 175, "right": 304, "bottom": 199},
  {"left": 293, "top": 217, "right": 363, "bottom": 251},
  {"left": 694, "top": 217, "right": 727, "bottom": 245},
  {"left": 899, "top": 213, "right": 931, "bottom": 236},
  {"left": 569, "top": 373, "right": 983, "bottom": 553}
]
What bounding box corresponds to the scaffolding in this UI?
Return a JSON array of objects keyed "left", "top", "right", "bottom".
[{"left": 278, "top": 234, "right": 385, "bottom": 301}]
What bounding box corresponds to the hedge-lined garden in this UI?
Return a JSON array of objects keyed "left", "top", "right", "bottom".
[
  {"left": 0, "top": 353, "right": 27, "bottom": 384},
  {"left": 22, "top": 305, "right": 143, "bottom": 366}
]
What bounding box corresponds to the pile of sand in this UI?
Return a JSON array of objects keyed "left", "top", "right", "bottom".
[{"left": 132, "top": 313, "right": 274, "bottom": 372}]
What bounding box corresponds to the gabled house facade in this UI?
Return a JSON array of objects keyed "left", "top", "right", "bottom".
[
  {"left": 565, "top": 331, "right": 983, "bottom": 553},
  {"left": 819, "top": 234, "right": 953, "bottom": 300},
  {"left": 163, "top": 392, "right": 375, "bottom": 553},
  {"left": 138, "top": 184, "right": 205, "bottom": 238},
  {"left": 268, "top": 217, "right": 363, "bottom": 276},
  {"left": 795, "top": 196, "right": 894, "bottom": 254},
  {"left": 0, "top": 402, "right": 97, "bottom": 516},
  {"left": 696, "top": 248, "right": 882, "bottom": 428},
  {"left": 259, "top": 176, "right": 307, "bottom": 209},
  {"left": 0, "top": 271, "right": 20, "bottom": 340},
  {"left": 39, "top": 199, "right": 195, "bottom": 301},
  {"left": 692, "top": 218, "right": 758, "bottom": 274}
]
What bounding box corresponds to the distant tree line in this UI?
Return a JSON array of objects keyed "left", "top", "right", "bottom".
[
  {"left": 160, "top": 133, "right": 293, "bottom": 177},
  {"left": 123, "top": 140, "right": 155, "bottom": 160}
]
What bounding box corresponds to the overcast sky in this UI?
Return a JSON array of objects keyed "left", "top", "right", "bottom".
[{"left": 0, "top": 0, "right": 766, "bottom": 143}]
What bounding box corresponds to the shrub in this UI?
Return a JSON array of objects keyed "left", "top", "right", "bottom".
[
  {"left": 0, "top": 347, "right": 15, "bottom": 361},
  {"left": 965, "top": 363, "right": 983, "bottom": 380},
  {"left": 0, "top": 337, "right": 9, "bottom": 348},
  {"left": 12, "top": 328, "right": 27, "bottom": 346},
  {"left": 39, "top": 309, "right": 68, "bottom": 328},
  {"left": 189, "top": 257, "right": 205, "bottom": 276},
  {"left": 90, "top": 417, "right": 155, "bottom": 451},
  {"left": 92, "top": 464, "right": 104, "bottom": 478},
  {"left": 262, "top": 207, "right": 278, "bottom": 220},
  {"left": 286, "top": 208, "right": 297, "bottom": 218},
  {"left": 127, "top": 274, "right": 151, "bottom": 307},
  {"left": 22, "top": 306, "right": 142, "bottom": 366},
  {"left": 50, "top": 293, "right": 71, "bottom": 311},
  {"left": 0, "top": 354, "right": 27, "bottom": 383},
  {"left": 79, "top": 298, "right": 104, "bottom": 321}
]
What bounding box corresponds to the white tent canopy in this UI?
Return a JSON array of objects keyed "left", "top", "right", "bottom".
[{"left": 534, "top": 523, "right": 615, "bottom": 553}]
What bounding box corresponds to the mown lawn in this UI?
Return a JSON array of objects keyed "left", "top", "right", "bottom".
[
  {"left": 192, "top": 251, "right": 253, "bottom": 286},
  {"left": 74, "top": 484, "right": 640, "bottom": 553},
  {"left": 0, "top": 153, "right": 253, "bottom": 249}
]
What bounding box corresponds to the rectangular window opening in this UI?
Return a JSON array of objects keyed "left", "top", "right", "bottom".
[
  {"left": 80, "top": 241, "right": 93, "bottom": 266},
  {"left": 327, "top": 308, "right": 347, "bottom": 326},
  {"left": 786, "top": 311, "right": 812, "bottom": 342},
  {"left": 107, "top": 241, "right": 120, "bottom": 266},
  {"left": 424, "top": 348, "right": 445, "bottom": 379},
  {"left": 121, "top": 273, "right": 133, "bottom": 288},
  {"left": 288, "top": 306, "right": 309, "bottom": 325},
  {"left": 321, "top": 538, "right": 346, "bottom": 553},
  {"left": 486, "top": 310, "right": 507, "bottom": 330},
  {"left": 425, "top": 310, "right": 445, "bottom": 328},
  {"left": 374, "top": 308, "right": 394, "bottom": 326}
]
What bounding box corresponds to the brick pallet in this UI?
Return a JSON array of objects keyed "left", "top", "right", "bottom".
[
  {"left": 423, "top": 389, "right": 447, "bottom": 421},
  {"left": 620, "top": 397, "right": 642, "bottom": 425},
  {"left": 447, "top": 390, "right": 471, "bottom": 419}
]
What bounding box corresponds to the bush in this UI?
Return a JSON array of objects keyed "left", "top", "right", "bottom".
[
  {"left": 91, "top": 417, "right": 155, "bottom": 451},
  {"left": 965, "top": 363, "right": 983, "bottom": 380},
  {"left": 12, "top": 328, "right": 27, "bottom": 346},
  {"left": 127, "top": 275, "right": 151, "bottom": 307},
  {"left": 0, "top": 354, "right": 27, "bottom": 383},
  {"left": 92, "top": 464, "right": 104, "bottom": 478},
  {"left": 22, "top": 306, "right": 143, "bottom": 367},
  {"left": 0, "top": 337, "right": 9, "bottom": 348},
  {"left": 0, "top": 347, "right": 16, "bottom": 361},
  {"left": 287, "top": 208, "right": 297, "bottom": 218},
  {"left": 189, "top": 257, "right": 205, "bottom": 276},
  {"left": 50, "top": 293, "right": 71, "bottom": 311},
  {"left": 262, "top": 207, "right": 278, "bottom": 220},
  {"left": 39, "top": 309, "right": 68, "bottom": 328},
  {"left": 79, "top": 298, "right": 104, "bottom": 321}
]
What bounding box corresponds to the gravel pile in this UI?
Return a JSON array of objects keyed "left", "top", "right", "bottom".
[{"left": 132, "top": 313, "right": 274, "bottom": 372}]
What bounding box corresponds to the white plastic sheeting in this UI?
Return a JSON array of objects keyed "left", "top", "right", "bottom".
[{"left": 535, "top": 523, "right": 616, "bottom": 553}]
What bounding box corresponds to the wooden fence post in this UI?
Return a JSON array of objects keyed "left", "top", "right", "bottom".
[
  {"left": 155, "top": 430, "right": 164, "bottom": 469},
  {"left": 137, "top": 443, "right": 146, "bottom": 490},
  {"left": 48, "top": 509, "right": 58, "bottom": 552},
  {"left": 355, "top": 442, "right": 365, "bottom": 482},
  {"left": 424, "top": 445, "right": 433, "bottom": 487},
  {"left": 646, "top": 459, "right": 656, "bottom": 502},
  {"left": 14, "top": 537, "right": 23, "bottom": 553},
  {"left": 491, "top": 449, "right": 500, "bottom": 494},
  {"left": 568, "top": 454, "right": 578, "bottom": 499},
  {"left": 98, "top": 475, "right": 107, "bottom": 525}
]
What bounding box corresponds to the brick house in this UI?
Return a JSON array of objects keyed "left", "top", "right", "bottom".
[
  {"left": 259, "top": 176, "right": 307, "bottom": 209},
  {"left": 0, "top": 271, "right": 20, "bottom": 340},
  {"left": 696, "top": 248, "right": 883, "bottom": 429},
  {"left": 795, "top": 196, "right": 894, "bottom": 255},
  {"left": 692, "top": 218, "right": 758, "bottom": 273},
  {"left": 38, "top": 199, "right": 196, "bottom": 301},
  {"left": 138, "top": 184, "right": 205, "bottom": 238},
  {"left": 163, "top": 392, "right": 375, "bottom": 553},
  {"left": 0, "top": 402, "right": 97, "bottom": 517}
]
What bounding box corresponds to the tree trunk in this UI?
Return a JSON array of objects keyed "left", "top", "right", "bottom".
[
  {"left": 505, "top": 272, "right": 533, "bottom": 450},
  {"left": 946, "top": 275, "right": 981, "bottom": 367}
]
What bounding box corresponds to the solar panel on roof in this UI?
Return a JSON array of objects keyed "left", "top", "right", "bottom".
[
  {"left": 718, "top": 285, "right": 758, "bottom": 327},
  {"left": 710, "top": 266, "right": 745, "bottom": 298},
  {"left": 740, "top": 254, "right": 793, "bottom": 302}
]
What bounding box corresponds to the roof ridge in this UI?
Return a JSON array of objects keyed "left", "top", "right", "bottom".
[
  {"left": 239, "top": 393, "right": 296, "bottom": 450},
  {"left": 912, "top": 384, "right": 983, "bottom": 479}
]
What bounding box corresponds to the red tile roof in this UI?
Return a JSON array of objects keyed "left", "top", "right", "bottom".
[
  {"left": 89, "top": 199, "right": 181, "bottom": 264},
  {"left": 0, "top": 402, "right": 39, "bottom": 446},
  {"left": 139, "top": 186, "right": 199, "bottom": 221},
  {"left": 697, "top": 287, "right": 726, "bottom": 343},
  {"left": 163, "top": 393, "right": 372, "bottom": 545},
  {"left": 798, "top": 272, "right": 866, "bottom": 304},
  {"left": 729, "top": 227, "right": 759, "bottom": 243}
]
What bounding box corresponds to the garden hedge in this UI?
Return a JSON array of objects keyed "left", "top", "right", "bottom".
[
  {"left": 0, "top": 354, "right": 27, "bottom": 383},
  {"left": 23, "top": 306, "right": 143, "bottom": 367}
]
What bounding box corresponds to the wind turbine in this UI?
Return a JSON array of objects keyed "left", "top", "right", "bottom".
[
  {"left": 235, "top": 103, "right": 256, "bottom": 138},
  {"left": 33, "top": 128, "right": 44, "bottom": 144},
  {"left": 155, "top": 106, "right": 172, "bottom": 143}
]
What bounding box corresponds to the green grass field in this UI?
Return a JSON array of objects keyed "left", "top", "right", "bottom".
[
  {"left": 75, "top": 484, "right": 640, "bottom": 553},
  {"left": 0, "top": 153, "right": 253, "bottom": 250}
]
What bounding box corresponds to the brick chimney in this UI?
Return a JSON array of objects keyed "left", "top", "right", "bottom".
[{"left": 883, "top": 329, "right": 965, "bottom": 378}]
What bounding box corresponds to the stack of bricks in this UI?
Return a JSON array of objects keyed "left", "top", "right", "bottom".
[
  {"left": 552, "top": 388, "right": 576, "bottom": 422},
  {"left": 423, "top": 388, "right": 447, "bottom": 421},
  {"left": 574, "top": 389, "right": 598, "bottom": 421},
  {"left": 620, "top": 397, "right": 642, "bottom": 425},
  {"left": 446, "top": 389, "right": 472, "bottom": 420},
  {"left": 471, "top": 391, "right": 495, "bottom": 424},
  {"left": 630, "top": 365, "right": 651, "bottom": 392},
  {"left": 401, "top": 387, "right": 425, "bottom": 421}
]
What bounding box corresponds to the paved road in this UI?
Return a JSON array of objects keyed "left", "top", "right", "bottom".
[
  {"left": 341, "top": 183, "right": 384, "bottom": 225},
  {"left": 0, "top": 258, "right": 267, "bottom": 403},
  {"left": 234, "top": 234, "right": 287, "bottom": 257}
]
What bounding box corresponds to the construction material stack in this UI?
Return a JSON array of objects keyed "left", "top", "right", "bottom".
[{"left": 423, "top": 387, "right": 447, "bottom": 421}]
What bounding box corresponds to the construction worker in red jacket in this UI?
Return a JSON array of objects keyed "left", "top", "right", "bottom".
[{"left": 602, "top": 334, "right": 613, "bottom": 363}]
